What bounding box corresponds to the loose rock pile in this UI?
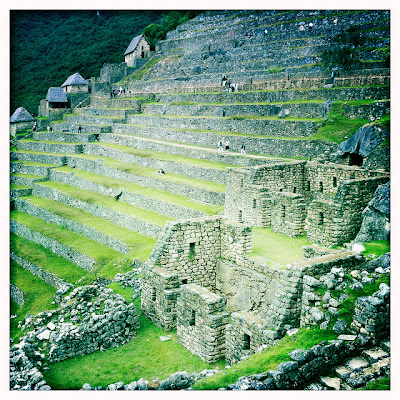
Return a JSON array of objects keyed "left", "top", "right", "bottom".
[
  {"left": 12, "top": 283, "right": 140, "bottom": 370},
  {"left": 81, "top": 369, "right": 220, "bottom": 390}
]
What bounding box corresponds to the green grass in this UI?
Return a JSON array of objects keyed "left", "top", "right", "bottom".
[
  {"left": 73, "top": 155, "right": 226, "bottom": 193},
  {"left": 10, "top": 261, "right": 58, "bottom": 341},
  {"left": 49, "top": 166, "right": 223, "bottom": 215},
  {"left": 336, "top": 273, "right": 390, "bottom": 325},
  {"left": 361, "top": 375, "right": 390, "bottom": 390},
  {"left": 118, "top": 57, "right": 162, "bottom": 84},
  {"left": 96, "top": 142, "right": 235, "bottom": 170},
  {"left": 363, "top": 240, "right": 390, "bottom": 259},
  {"left": 251, "top": 227, "right": 311, "bottom": 266},
  {"left": 311, "top": 102, "right": 376, "bottom": 143},
  {"left": 36, "top": 179, "right": 172, "bottom": 227},
  {"left": 42, "top": 299, "right": 225, "bottom": 389},
  {"left": 20, "top": 196, "right": 157, "bottom": 261},
  {"left": 10, "top": 210, "right": 131, "bottom": 275},
  {"left": 193, "top": 326, "right": 336, "bottom": 390},
  {"left": 10, "top": 232, "right": 88, "bottom": 285}
]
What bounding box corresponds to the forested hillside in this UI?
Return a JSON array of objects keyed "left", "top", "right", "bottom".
[{"left": 10, "top": 10, "right": 200, "bottom": 115}]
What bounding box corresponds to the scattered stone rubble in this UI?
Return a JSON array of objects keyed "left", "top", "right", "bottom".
[{"left": 10, "top": 283, "right": 140, "bottom": 390}]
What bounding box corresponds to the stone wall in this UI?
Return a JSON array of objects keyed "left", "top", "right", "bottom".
[
  {"left": 14, "top": 284, "right": 140, "bottom": 364},
  {"left": 10, "top": 219, "right": 95, "bottom": 271},
  {"left": 99, "top": 63, "right": 128, "bottom": 84},
  {"left": 64, "top": 155, "right": 225, "bottom": 206},
  {"left": 129, "top": 114, "right": 319, "bottom": 138},
  {"left": 11, "top": 251, "right": 73, "bottom": 293},
  {"left": 31, "top": 182, "right": 162, "bottom": 239},
  {"left": 112, "top": 122, "right": 337, "bottom": 159},
  {"left": 10, "top": 283, "right": 24, "bottom": 307},
  {"left": 176, "top": 284, "right": 229, "bottom": 363}
]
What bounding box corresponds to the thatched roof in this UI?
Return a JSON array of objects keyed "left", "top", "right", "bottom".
[
  {"left": 46, "top": 87, "right": 68, "bottom": 103},
  {"left": 10, "top": 107, "right": 34, "bottom": 123},
  {"left": 124, "top": 34, "right": 149, "bottom": 56},
  {"left": 61, "top": 72, "right": 88, "bottom": 87}
]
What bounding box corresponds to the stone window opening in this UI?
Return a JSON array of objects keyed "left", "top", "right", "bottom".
[
  {"left": 181, "top": 278, "right": 188, "bottom": 285},
  {"left": 333, "top": 176, "right": 337, "bottom": 187},
  {"left": 293, "top": 186, "right": 296, "bottom": 193},
  {"left": 189, "top": 242, "right": 196, "bottom": 260},
  {"left": 319, "top": 181, "right": 324, "bottom": 193},
  {"left": 243, "top": 333, "right": 251, "bottom": 350},
  {"left": 281, "top": 205, "right": 286, "bottom": 218},
  {"left": 151, "top": 288, "right": 157, "bottom": 302},
  {"left": 253, "top": 199, "right": 257, "bottom": 209},
  {"left": 318, "top": 212, "right": 324, "bottom": 225},
  {"left": 307, "top": 180, "right": 311, "bottom": 191},
  {"left": 189, "top": 309, "right": 196, "bottom": 326},
  {"left": 238, "top": 210, "right": 243, "bottom": 222}
]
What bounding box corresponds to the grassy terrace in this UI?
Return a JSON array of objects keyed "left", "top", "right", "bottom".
[
  {"left": 49, "top": 166, "right": 223, "bottom": 215},
  {"left": 251, "top": 227, "right": 311, "bottom": 266},
  {"left": 69, "top": 153, "right": 226, "bottom": 193},
  {"left": 11, "top": 173, "right": 45, "bottom": 179},
  {"left": 10, "top": 210, "right": 129, "bottom": 269},
  {"left": 11, "top": 160, "right": 58, "bottom": 168},
  {"left": 18, "top": 196, "right": 157, "bottom": 260},
  {"left": 94, "top": 142, "right": 236, "bottom": 170},
  {"left": 10, "top": 260, "right": 58, "bottom": 341},
  {"left": 11, "top": 232, "right": 87, "bottom": 285},
  {"left": 34, "top": 180, "right": 172, "bottom": 228},
  {"left": 156, "top": 84, "right": 389, "bottom": 96},
  {"left": 136, "top": 114, "right": 324, "bottom": 122},
  {"left": 42, "top": 298, "right": 225, "bottom": 389}
]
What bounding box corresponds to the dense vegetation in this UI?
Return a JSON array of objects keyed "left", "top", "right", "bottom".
[{"left": 10, "top": 10, "right": 200, "bottom": 115}]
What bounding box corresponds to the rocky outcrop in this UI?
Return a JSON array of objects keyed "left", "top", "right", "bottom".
[{"left": 355, "top": 181, "right": 390, "bottom": 243}]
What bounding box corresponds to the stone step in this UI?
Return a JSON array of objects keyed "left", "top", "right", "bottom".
[
  {"left": 10, "top": 211, "right": 98, "bottom": 271},
  {"left": 32, "top": 180, "right": 168, "bottom": 239},
  {"left": 80, "top": 107, "right": 131, "bottom": 118},
  {"left": 89, "top": 95, "right": 151, "bottom": 110},
  {"left": 128, "top": 114, "right": 321, "bottom": 138},
  {"left": 154, "top": 85, "right": 389, "bottom": 104},
  {"left": 17, "top": 139, "right": 84, "bottom": 154},
  {"left": 66, "top": 114, "right": 126, "bottom": 125},
  {"left": 142, "top": 101, "right": 329, "bottom": 119},
  {"left": 10, "top": 185, "right": 33, "bottom": 199},
  {"left": 50, "top": 120, "right": 112, "bottom": 134},
  {"left": 10, "top": 160, "right": 57, "bottom": 176},
  {"left": 33, "top": 131, "right": 98, "bottom": 143},
  {"left": 45, "top": 165, "right": 220, "bottom": 219},
  {"left": 10, "top": 173, "right": 46, "bottom": 187},
  {"left": 61, "top": 154, "right": 226, "bottom": 206},
  {"left": 98, "top": 132, "right": 289, "bottom": 168},
  {"left": 112, "top": 123, "right": 336, "bottom": 159},
  {"left": 166, "top": 10, "right": 389, "bottom": 41},
  {"left": 14, "top": 197, "right": 133, "bottom": 254},
  {"left": 11, "top": 150, "right": 67, "bottom": 166},
  {"left": 10, "top": 243, "right": 75, "bottom": 291},
  {"left": 83, "top": 142, "right": 229, "bottom": 185},
  {"left": 362, "top": 347, "right": 389, "bottom": 363}
]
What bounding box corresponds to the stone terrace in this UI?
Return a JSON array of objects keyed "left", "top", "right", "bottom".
[{"left": 10, "top": 9, "right": 390, "bottom": 378}]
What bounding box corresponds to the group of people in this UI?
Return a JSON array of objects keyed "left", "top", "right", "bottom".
[
  {"left": 70, "top": 124, "right": 83, "bottom": 133},
  {"left": 217, "top": 140, "right": 246, "bottom": 155},
  {"left": 111, "top": 87, "right": 131, "bottom": 98},
  {"left": 221, "top": 75, "right": 239, "bottom": 92}
]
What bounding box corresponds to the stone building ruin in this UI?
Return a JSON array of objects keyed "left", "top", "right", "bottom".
[{"left": 224, "top": 160, "right": 389, "bottom": 245}]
